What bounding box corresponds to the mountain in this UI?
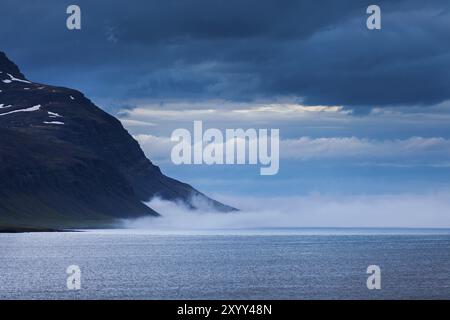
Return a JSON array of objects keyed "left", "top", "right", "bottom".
[{"left": 0, "top": 51, "right": 233, "bottom": 229}]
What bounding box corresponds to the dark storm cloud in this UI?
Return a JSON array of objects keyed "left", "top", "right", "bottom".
[{"left": 0, "top": 0, "right": 448, "bottom": 110}]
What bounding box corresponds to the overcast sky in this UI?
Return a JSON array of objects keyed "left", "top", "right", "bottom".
[{"left": 2, "top": 0, "right": 450, "bottom": 202}]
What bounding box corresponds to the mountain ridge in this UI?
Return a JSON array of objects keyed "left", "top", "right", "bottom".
[{"left": 0, "top": 51, "right": 233, "bottom": 229}]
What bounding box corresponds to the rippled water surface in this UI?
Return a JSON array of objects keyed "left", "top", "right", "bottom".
[{"left": 1, "top": 229, "right": 449, "bottom": 299}]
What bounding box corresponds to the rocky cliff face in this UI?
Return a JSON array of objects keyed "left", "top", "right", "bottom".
[{"left": 0, "top": 51, "right": 233, "bottom": 229}]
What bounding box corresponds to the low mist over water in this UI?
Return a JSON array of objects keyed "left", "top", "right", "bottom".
[{"left": 121, "top": 193, "right": 450, "bottom": 232}]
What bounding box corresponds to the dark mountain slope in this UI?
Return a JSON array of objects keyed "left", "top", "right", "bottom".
[{"left": 0, "top": 51, "right": 233, "bottom": 229}]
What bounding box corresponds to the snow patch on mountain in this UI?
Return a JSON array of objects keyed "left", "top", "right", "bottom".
[
  {"left": 43, "top": 121, "right": 64, "bottom": 125},
  {"left": 1, "top": 72, "right": 31, "bottom": 84},
  {"left": 0, "top": 104, "right": 41, "bottom": 116},
  {"left": 48, "top": 111, "right": 62, "bottom": 118},
  {"left": 5, "top": 73, "right": 31, "bottom": 84}
]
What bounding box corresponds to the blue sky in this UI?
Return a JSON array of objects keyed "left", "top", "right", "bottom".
[{"left": 2, "top": 0, "right": 450, "bottom": 201}]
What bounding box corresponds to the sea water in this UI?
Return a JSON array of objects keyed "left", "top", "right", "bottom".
[{"left": 0, "top": 228, "right": 449, "bottom": 299}]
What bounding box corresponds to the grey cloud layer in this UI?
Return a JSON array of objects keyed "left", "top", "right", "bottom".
[
  {"left": 133, "top": 133, "right": 450, "bottom": 166},
  {"left": 1, "top": 0, "right": 449, "bottom": 110}
]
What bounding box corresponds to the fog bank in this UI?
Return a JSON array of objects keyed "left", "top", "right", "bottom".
[{"left": 121, "top": 192, "right": 450, "bottom": 231}]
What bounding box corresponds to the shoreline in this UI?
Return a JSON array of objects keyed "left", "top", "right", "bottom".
[{"left": 0, "top": 226, "right": 70, "bottom": 233}]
